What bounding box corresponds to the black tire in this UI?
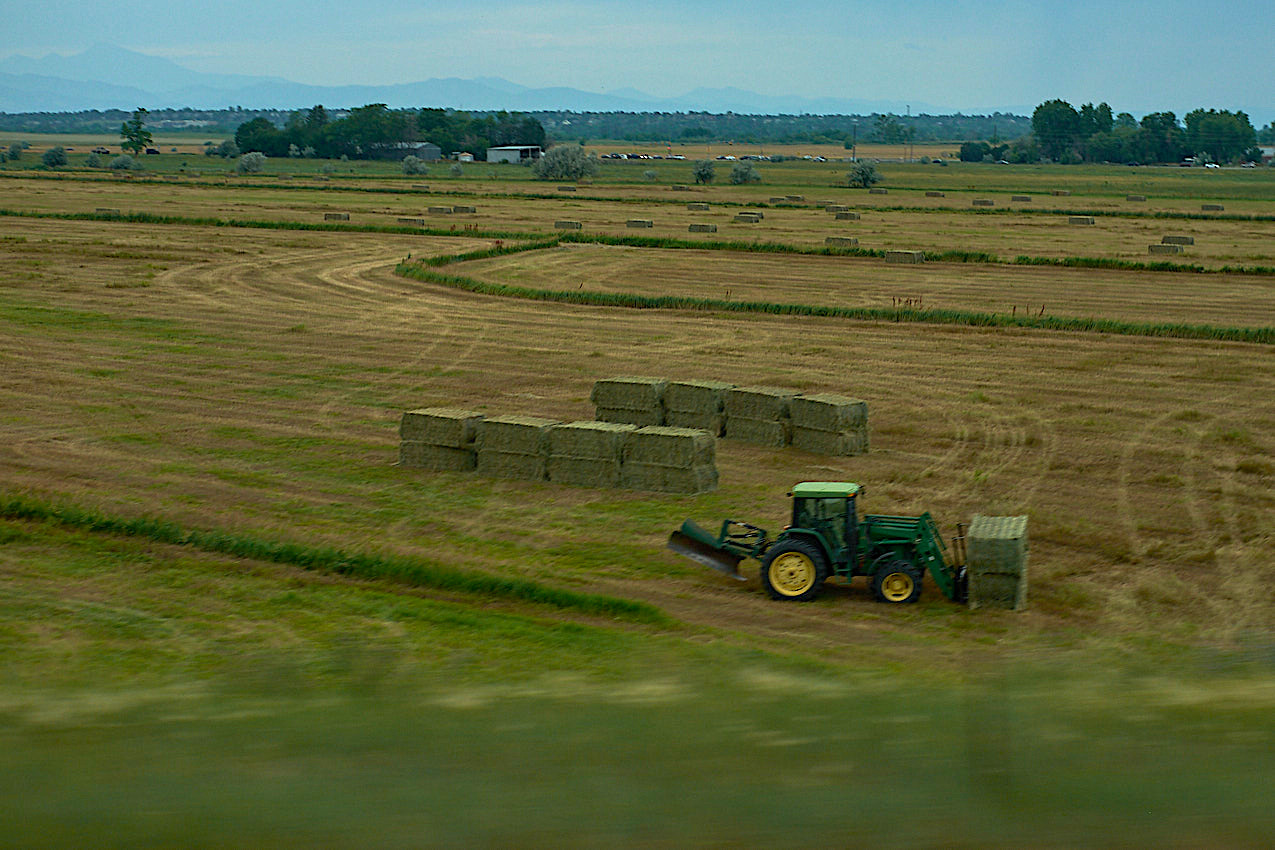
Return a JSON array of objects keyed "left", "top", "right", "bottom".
[
  {"left": 872, "top": 559, "right": 923, "bottom": 604},
  {"left": 760, "top": 538, "right": 828, "bottom": 602}
]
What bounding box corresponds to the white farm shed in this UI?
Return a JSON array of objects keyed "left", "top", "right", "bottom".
[{"left": 487, "top": 145, "right": 543, "bottom": 163}]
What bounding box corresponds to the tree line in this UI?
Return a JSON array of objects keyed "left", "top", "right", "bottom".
[
  {"left": 233, "top": 105, "right": 546, "bottom": 160},
  {"left": 967, "top": 100, "right": 1265, "bottom": 165}
]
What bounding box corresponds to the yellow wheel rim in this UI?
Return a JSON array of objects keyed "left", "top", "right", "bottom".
[
  {"left": 769, "top": 552, "right": 816, "bottom": 597},
  {"left": 880, "top": 571, "right": 915, "bottom": 602}
]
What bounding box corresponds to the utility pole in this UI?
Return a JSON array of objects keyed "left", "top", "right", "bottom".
[{"left": 852, "top": 119, "right": 858, "bottom": 162}]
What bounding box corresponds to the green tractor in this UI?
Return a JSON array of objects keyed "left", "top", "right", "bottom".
[{"left": 668, "top": 482, "right": 968, "bottom": 604}]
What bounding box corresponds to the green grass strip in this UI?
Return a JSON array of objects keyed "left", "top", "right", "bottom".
[
  {"left": 0, "top": 494, "right": 668, "bottom": 625},
  {"left": 397, "top": 257, "right": 1275, "bottom": 345}
]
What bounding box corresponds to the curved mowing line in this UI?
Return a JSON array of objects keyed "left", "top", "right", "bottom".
[
  {"left": 396, "top": 257, "right": 1275, "bottom": 345},
  {"left": 0, "top": 495, "right": 668, "bottom": 625}
]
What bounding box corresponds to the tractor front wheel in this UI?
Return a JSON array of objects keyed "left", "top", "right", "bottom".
[
  {"left": 872, "top": 560, "right": 923, "bottom": 604},
  {"left": 760, "top": 539, "right": 828, "bottom": 602}
]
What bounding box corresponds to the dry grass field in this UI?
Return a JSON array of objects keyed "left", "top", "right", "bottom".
[{"left": 3, "top": 164, "right": 1274, "bottom": 844}]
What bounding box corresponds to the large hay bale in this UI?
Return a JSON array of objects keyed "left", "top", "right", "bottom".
[
  {"left": 1068, "top": 216, "right": 1095, "bottom": 225},
  {"left": 733, "top": 213, "right": 761, "bottom": 223},
  {"left": 966, "top": 515, "right": 1029, "bottom": 610},
  {"left": 397, "top": 218, "right": 425, "bottom": 226},
  {"left": 790, "top": 427, "right": 869, "bottom": 456},
  {"left": 973, "top": 199, "right": 994, "bottom": 206},
  {"left": 475, "top": 415, "right": 559, "bottom": 455},
  {"left": 622, "top": 426, "right": 715, "bottom": 468},
  {"left": 452, "top": 205, "right": 477, "bottom": 214},
  {"left": 785, "top": 195, "right": 805, "bottom": 202},
  {"left": 885, "top": 250, "right": 925, "bottom": 264},
  {"left": 925, "top": 191, "right": 945, "bottom": 198},
  {"left": 671, "top": 185, "right": 691, "bottom": 191},
  {"left": 547, "top": 456, "right": 622, "bottom": 488},
  {"left": 688, "top": 223, "right": 718, "bottom": 233},
  {"left": 1011, "top": 195, "right": 1031, "bottom": 202},
  {"left": 1126, "top": 194, "right": 1146, "bottom": 202},
  {"left": 476, "top": 449, "right": 547, "bottom": 481},
  {"left": 790, "top": 395, "right": 868, "bottom": 431},
  {"left": 835, "top": 212, "right": 860, "bottom": 220},
  {"left": 591, "top": 377, "right": 666, "bottom": 412},
  {"left": 664, "top": 380, "right": 734, "bottom": 413},
  {"left": 725, "top": 418, "right": 791, "bottom": 447},
  {"left": 1162, "top": 235, "right": 1194, "bottom": 245},
  {"left": 826, "top": 204, "right": 850, "bottom": 213},
  {"left": 557, "top": 186, "right": 577, "bottom": 192},
  {"left": 687, "top": 203, "right": 710, "bottom": 211},
  {"left": 1052, "top": 190, "right": 1070, "bottom": 196},
  {"left": 96, "top": 208, "right": 121, "bottom": 214},
  {"left": 1149, "top": 244, "right": 1183, "bottom": 254},
  {"left": 555, "top": 220, "right": 583, "bottom": 230},
  {"left": 324, "top": 212, "right": 349, "bottom": 221},
  {"left": 400, "top": 408, "right": 485, "bottom": 446},
  {"left": 427, "top": 206, "right": 452, "bottom": 214},
  {"left": 725, "top": 386, "right": 795, "bottom": 421},
  {"left": 548, "top": 421, "right": 637, "bottom": 461},
  {"left": 1202, "top": 204, "right": 1224, "bottom": 211},
  {"left": 619, "top": 462, "right": 718, "bottom": 495},
  {"left": 664, "top": 410, "right": 725, "bottom": 436},
  {"left": 399, "top": 441, "right": 476, "bottom": 472},
  {"left": 412, "top": 184, "right": 430, "bottom": 190},
  {"left": 769, "top": 196, "right": 788, "bottom": 203},
  {"left": 826, "top": 236, "right": 859, "bottom": 247},
  {"left": 626, "top": 219, "right": 654, "bottom": 228},
  {"left": 868, "top": 188, "right": 888, "bottom": 195}
]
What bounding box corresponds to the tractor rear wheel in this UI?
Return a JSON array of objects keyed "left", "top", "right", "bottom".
[
  {"left": 872, "top": 560, "right": 923, "bottom": 604},
  {"left": 760, "top": 539, "right": 828, "bottom": 602}
]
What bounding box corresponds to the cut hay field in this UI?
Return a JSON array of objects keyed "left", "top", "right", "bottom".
[
  {"left": 456, "top": 243, "right": 1275, "bottom": 327},
  {"left": 3, "top": 170, "right": 1274, "bottom": 845}
]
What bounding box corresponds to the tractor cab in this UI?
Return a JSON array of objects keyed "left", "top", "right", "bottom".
[{"left": 788, "top": 482, "right": 861, "bottom": 569}]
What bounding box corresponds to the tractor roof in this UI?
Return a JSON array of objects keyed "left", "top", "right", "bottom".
[{"left": 791, "top": 482, "right": 860, "bottom": 498}]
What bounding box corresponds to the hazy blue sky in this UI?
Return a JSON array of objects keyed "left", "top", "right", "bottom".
[{"left": 1, "top": 0, "right": 1269, "bottom": 117}]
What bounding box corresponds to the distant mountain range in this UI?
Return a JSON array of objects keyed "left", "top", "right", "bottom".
[{"left": 0, "top": 44, "right": 1032, "bottom": 116}]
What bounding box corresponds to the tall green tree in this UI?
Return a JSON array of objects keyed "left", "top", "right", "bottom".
[
  {"left": 1031, "top": 99, "right": 1081, "bottom": 160},
  {"left": 119, "top": 108, "right": 153, "bottom": 157},
  {"left": 1184, "top": 109, "right": 1256, "bottom": 163}
]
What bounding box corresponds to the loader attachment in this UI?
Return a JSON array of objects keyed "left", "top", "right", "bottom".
[{"left": 667, "top": 519, "right": 767, "bottom": 581}]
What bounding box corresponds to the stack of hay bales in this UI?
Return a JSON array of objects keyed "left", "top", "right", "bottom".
[
  {"left": 671, "top": 185, "right": 691, "bottom": 191},
  {"left": 1202, "top": 204, "right": 1224, "bottom": 211},
  {"left": 1052, "top": 190, "right": 1070, "bottom": 196},
  {"left": 769, "top": 196, "right": 788, "bottom": 203},
  {"left": 664, "top": 380, "right": 734, "bottom": 436},
  {"left": 734, "top": 212, "right": 762, "bottom": 223},
  {"left": 885, "top": 250, "right": 925, "bottom": 264},
  {"left": 1126, "top": 194, "right": 1146, "bottom": 202},
  {"left": 973, "top": 199, "right": 994, "bottom": 207},
  {"left": 724, "top": 386, "right": 795, "bottom": 446},
  {"left": 687, "top": 202, "right": 710, "bottom": 211},
  {"left": 1068, "top": 216, "right": 1095, "bottom": 225},
  {"left": 397, "top": 218, "right": 425, "bottom": 226},
  {"left": 453, "top": 205, "right": 477, "bottom": 214},
  {"left": 96, "top": 208, "right": 122, "bottom": 215},
  {"left": 835, "top": 212, "right": 861, "bottom": 220},
  {"left": 620, "top": 427, "right": 718, "bottom": 494},
  {"left": 557, "top": 186, "right": 577, "bottom": 192},
  {"left": 869, "top": 188, "right": 888, "bottom": 195},
  {"left": 591, "top": 377, "right": 666, "bottom": 426},
  {"left": 554, "top": 220, "right": 583, "bottom": 230},
  {"left": 925, "top": 191, "right": 945, "bottom": 198},
  {"left": 1011, "top": 195, "right": 1032, "bottom": 202},
  {"left": 689, "top": 224, "right": 718, "bottom": 233},
  {"left": 412, "top": 184, "right": 429, "bottom": 190},
  {"left": 826, "top": 237, "right": 859, "bottom": 247},
  {"left": 789, "top": 395, "right": 869, "bottom": 456},
  {"left": 966, "top": 515, "right": 1029, "bottom": 610},
  {"left": 475, "top": 415, "right": 558, "bottom": 481},
  {"left": 626, "top": 219, "right": 654, "bottom": 228},
  {"left": 1149, "top": 244, "right": 1183, "bottom": 254},
  {"left": 428, "top": 206, "right": 452, "bottom": 214},
  {"left": 547, "top": 421, "right": 636, "bottom": 488},
  {"left": 786, "top": 195, "right": 805, "bottom": 202},
  {"left": 1162, "top": 235, "right": 1194, "bottom": 245},
  {"left": 324, "top": 212, "right": 350, "bottom": 221},
  {"left": 826, "top": 204, "right": 850, "bottom": 213},
  {"left": 399, "top": 408, "right": 484, "bottom": 471}
]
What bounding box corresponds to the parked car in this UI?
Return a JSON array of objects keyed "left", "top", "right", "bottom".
[{"left": 91, "top": 146, "right": 110, "bottom": 154}]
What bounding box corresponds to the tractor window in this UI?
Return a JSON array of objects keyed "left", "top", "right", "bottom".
[{"left": 794, "top": 497, "right": 848, "bottom": 552}]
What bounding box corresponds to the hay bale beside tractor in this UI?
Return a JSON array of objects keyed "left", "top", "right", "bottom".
[
  {"left": 620, "top": 426, "right": 718, "bottom": 494},
  {"left": 547, "top": 421, "right": 637, "bottom": 488},
  {"left": 966, "top": 515, "right": 1029, "bottom": 610},
  {"left": 725, "top": 386, "right": 796, "bottom": 447},
  {"left": 789, "top": 394, "right": 869, "bottom": 456}
]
